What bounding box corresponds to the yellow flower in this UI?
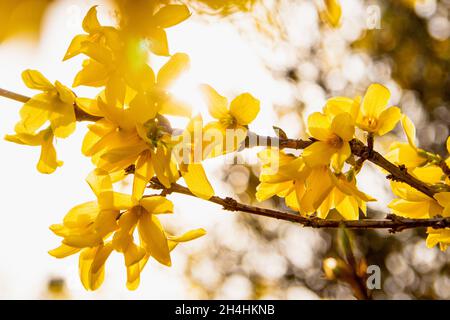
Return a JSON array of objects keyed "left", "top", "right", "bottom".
[
  {"left": 5, "top": 128, "right": 62, "bottom": 174},
  {"left": 319, "top": 0, "right": 342, "bottom": 28},
  {"left": 303, "top": 112, "right": 355, "bottom": 171},
  {"left": 426, "top": 228, "right": 450, "bottom": 251},
  {"left": 356, "top": 83, "right": 401, "bottom": 136},
  {"left": 425, "top": 188, "right": 450, "bottom": 252},
  {"left": 388, "top": 166, "right": 444, "bottom": 219},
  {"left": 172, "top": 115, "right": 215, "bottom": 199},
  {"left": 49, "top": 170, "right": 206, "bottom": 290},
  {"left": 201, "top": 84, "right": 260, "bottom": 157},
  {"left": 385, "top": 115, "right": 427, "bottom": 169},
  {"left": 13, "top": 70, "right": 76, "bottom": 138},
  {"left": 256, "top": 149, "right": 311, "bottom": 211},
  {"left": 313, "top": 174, "right": 375, "bottom": 220}
]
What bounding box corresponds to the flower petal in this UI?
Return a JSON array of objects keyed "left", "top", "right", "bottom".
[
  {"left": 377, "top": 106, "right": 401, "bottom": 136},
  {"left": 361, "top": 83, "right": 390, "bottom": 118},
  {"left": 229, "top": 93, "right": 260, "bottom": 125}
]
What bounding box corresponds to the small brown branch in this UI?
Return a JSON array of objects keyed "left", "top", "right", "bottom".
[
  {"left": 147, "top": 178, "right": 450, "bottom": 232},
  {"left": 246, "top": 132, "right": 438, "bottom": 198}
]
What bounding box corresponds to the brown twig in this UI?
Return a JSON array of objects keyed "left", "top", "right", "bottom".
[
  {"left": 147, "top": 177, "right": 450, "bottom": 232},
  {"left": 245, "top": 132, "right": 439, "bottom": 198}
]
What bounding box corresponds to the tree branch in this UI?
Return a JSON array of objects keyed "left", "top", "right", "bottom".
[
  {"left": 244, "top": 132, "right": 440, "bottom": 198},
  {"left": 0, "top": 87, "right": 443, "bottom": 199},
  {"left": 147, "top": 177, "right": 450, "bottom": 233}
]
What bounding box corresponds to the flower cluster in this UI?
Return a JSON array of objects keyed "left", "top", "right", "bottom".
[{"left": 3, "top": 1, "right": 450, "bottom": 291}]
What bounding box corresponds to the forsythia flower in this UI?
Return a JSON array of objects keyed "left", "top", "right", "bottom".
[
  {"left": 256, "top": 149, "right": 311, "bottom": 211},
  {"left": 385, "top": 115, "right": 427, "bottom": 168},
  {"left": 49, "top": 170, "right": 206, "bottom": 290},
  {"left": 5, "top": 128, "right": 62, "bottom": 174},
  {"left": 313, "top": 173, "right": 375, "bottom": 220},
  {"left": 356, "top": 83, "right": 401, "bottom": 136},
  {"left": 201, "top": 84, "right": 260, "bottom": 157},
  {"left": 14, "top": 69, "right": 76, "bottom": 138},
  {"left": 5, "top": 70, "right": 75, "bottom": 173},
  {"left": 302, "top": 111, "right": 355, "bottom": 171},
  {"left": 256, "top": 149, "right": 374, "bottom": 219},
  {"left": 389, "top": 166, "right": 444, "bottom": 219}
]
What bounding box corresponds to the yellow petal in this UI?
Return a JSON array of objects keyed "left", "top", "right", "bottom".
[
  {"left": 126, "top": 264, "right": 141, "bottom": 290},
  {"left": 138, "top": 213, "right": 171, "bottom": 266},
  {"left": 76, "top": 97, "right": 103, "bottom": 117},
  {"left": 16, "top": 93, "right": 52, "bottom": 134},
  {"left": 256, "top": 181, "right": 293, "bottom": 202},
  {"left": 229, "top": 93, "right": 260, "bottom": 125},
  {"left": 73, "top": 59, "right": 109, "bottom": 87},
  {"left": 21, "top": 69, "right": 54, "bottom": 91},
  {"left": 388, "top": 199, "right": 430, "bottom": 219},
  {"left": 147, "top": 27, "right": 169, "bottom": 56},
  {"left": 168, "top": 229, "right": 206, "bottom": 243},
  {"left": 151, "top": 147, "right": 172, "bottom": 188},
  {"left": 200, "top": 84, "right": 229, "bottom": 120},
  {"left": 324, "top": 96, "right": 359, "bottom": 121},
  {"left": 139, "top": 196, "right": 173, "bottom": 214},
  {"left": 181, "top": 163, "right": 214, "bottom": 199},
  {"left": 49, "top": 102, "right": 76, "bottom": 138},
  {"left": 63, "top": 34, "right": 89, "bottom": 61},
  {"left": 401, "top": 115, "right": 417, "bottom": 148},
  {"left": 153, "top": 4, "right": 191, "bottom": 28},
  {"left": 132, "top": 151, "right": 154, "bottom": 202},
  {"left": 48, "top": 244, "right": 80, "bottom": 258},
  {"left": 157, "top": 53, "right": 190, "bottom": 88},
  {"left": 302, "top": 141, "right": 335, "bottom": 167},
  {"left": 159, "top": 95, "right": 192, "bottom": 117},
  {"left": 331, "top": 142, "right": 351, "bottom": 172},
  {"left": 82, "top": 6, "right": 101, "bottom": 34},
  {"left": 37, "top": 131, "right": 62, "bottom": 174},
  {"left": 307, "top": 112, "right": 333, "bottom": 141},
  {"left": 331, "top": 112, "right": 354, "bottom": 141},
  {"left": 377, "top": 107, "right": 401, "bottom": 136},
  {"left": 90, "top": 243, "right": 113, "bottom": 275},
  {"left": 361, "top": 83, "right": 390, "bottom": 118}
]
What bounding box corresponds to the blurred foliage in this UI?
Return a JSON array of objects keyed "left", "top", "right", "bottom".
[
  {"left": 181, "top": 0, "right": 450, "bottom": 299},
  {"left": 352, "top": 0, "right": 450, "bottom": 138}
]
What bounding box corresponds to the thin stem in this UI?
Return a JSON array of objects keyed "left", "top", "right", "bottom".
[
  {"left": 244, "top": 132, "right": 439, "bottom": 198},
  {"left": 147, "top": 178, "right": 450, "bottom": 232}
]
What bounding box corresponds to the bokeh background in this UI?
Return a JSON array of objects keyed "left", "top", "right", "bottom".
[{"left": 0, "top": 0, "right": 449, "bottom": 299}]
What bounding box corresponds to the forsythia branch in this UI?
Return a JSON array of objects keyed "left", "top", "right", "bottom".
[
  {"left": 244, "top": 132, "right": 439, "bottom": 198},
  {"left": 0, "top": 87, "right": 440, "bottom": 199},
  {"left": 147, "top": 177, "right": 450, "bottom": 233}
]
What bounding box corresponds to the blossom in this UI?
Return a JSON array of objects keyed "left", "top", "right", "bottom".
[
  {"left": 49, "top": 170, "right": 205, "bottom": 290},
  {"left": 385, "top": 115, "right": 427, "bottom": 169},
  {"left": 201, "top": 84, "right": 260, "bottom": 157},
  {"left": 356, "top": 83, "right": 401, "bottom": 136},
  {"left": 14, "top": 70, "right": 76, "bottom": 138},
  {"left": 302, "top": 111, "right": 355, "bottom": 171},
  {"left": 5, "top": 128, "right": 62, "bottom": 174},
  {"left": 388, "top": 166, "right": 444, "bottom": 219}
]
